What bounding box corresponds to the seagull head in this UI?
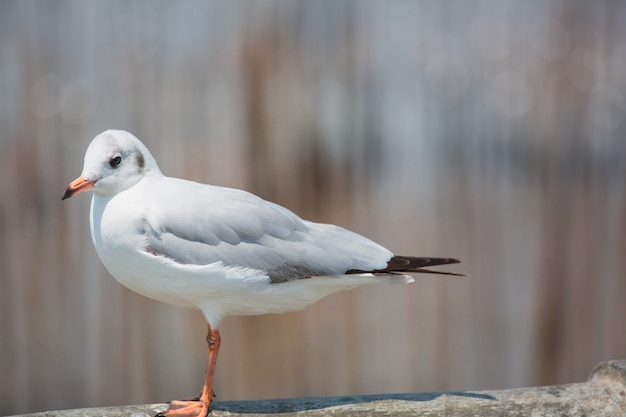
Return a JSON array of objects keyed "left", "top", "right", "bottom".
[{"left": 62, "top": 130, "right": 160, "bottom": 200}]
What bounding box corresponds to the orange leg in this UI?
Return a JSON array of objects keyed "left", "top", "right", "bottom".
[{"left": 158, "top": 325, "right": 221, "bottom": 417}]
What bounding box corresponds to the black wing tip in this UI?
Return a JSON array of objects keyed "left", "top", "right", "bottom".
[
  {"left": 388, "top": 256, "right": 462, "bottom": 269},
  {"left": 418, "top": 257, "right": 461, "bottom": 265},
  {"left": 347, "top": 256, "right": 463, "bottom": 276},
  {"left": 412, "top": 268, "right": 466, "bottom": 277},
  {"left": 396, "top": 256, "right": 464, "bottom": 276}
]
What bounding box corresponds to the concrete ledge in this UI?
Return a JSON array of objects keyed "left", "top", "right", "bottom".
[{"left": 12, "top": 360, "right": 626, "bottom": 417}]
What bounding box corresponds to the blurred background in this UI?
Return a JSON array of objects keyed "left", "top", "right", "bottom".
[{"left": 1, "top": 0, "right": 626, "bottom": 414}]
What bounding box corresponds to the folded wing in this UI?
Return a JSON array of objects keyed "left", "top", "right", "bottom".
[{"left": 142, "top": 180, "right": 394, "bottom": 282}]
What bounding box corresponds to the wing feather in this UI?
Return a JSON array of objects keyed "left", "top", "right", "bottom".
[{"left": 141, "top": 180, "right": 392, "bottom": 282}]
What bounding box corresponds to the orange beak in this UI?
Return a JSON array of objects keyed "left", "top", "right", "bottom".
[{"left": 62, "top": 176, "right": 96, "bottom": 200}]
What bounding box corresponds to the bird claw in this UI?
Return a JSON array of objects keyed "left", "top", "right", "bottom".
[{"left": 156, "top": 399, "right": 210, "bottom": 417}]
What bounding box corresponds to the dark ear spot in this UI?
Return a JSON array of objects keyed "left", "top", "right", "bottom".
[{"left": 137, "top": 153, "right": 145, "bottom": 170}]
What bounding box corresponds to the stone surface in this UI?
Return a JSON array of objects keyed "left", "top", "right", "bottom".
[
  {"left": 11, "top": 360, "right": 626, "bottom": 417},
  {"left": 589, "top": 359, "right": 626, "bottom": 386}
]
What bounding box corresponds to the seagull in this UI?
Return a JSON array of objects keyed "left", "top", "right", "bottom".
[{"left": 62, "top": 129, "right": 461, "bottom": 417}]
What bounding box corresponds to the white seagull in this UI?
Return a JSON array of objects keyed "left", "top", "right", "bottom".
[{"left": 62, "top": 129, "right": 461, "bottom": 417}]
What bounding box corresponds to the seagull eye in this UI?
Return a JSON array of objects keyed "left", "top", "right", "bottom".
[{"left": 109, "top": 156, "right": 122, "bottom": 168}]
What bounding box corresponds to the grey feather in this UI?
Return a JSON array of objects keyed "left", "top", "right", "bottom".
[{"left": 140, "top": 183, "right": 392, "bottom": 283}]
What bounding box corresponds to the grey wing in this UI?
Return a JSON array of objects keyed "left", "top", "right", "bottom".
[{"left": 142, "top": 186, "right": 393, "bottom": 283}]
